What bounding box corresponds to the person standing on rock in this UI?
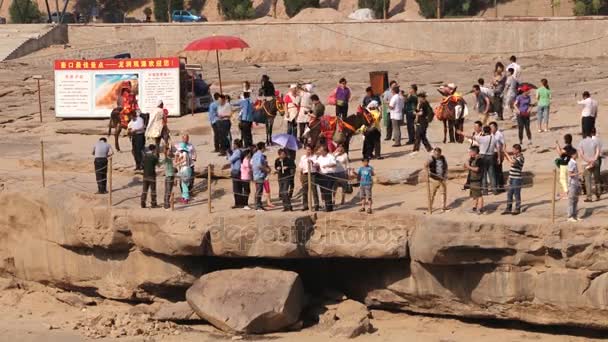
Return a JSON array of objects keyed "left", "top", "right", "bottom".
[
  {"left": 578, "top": 130, "right": 601, "bottom": 202},
  {"left": 127, "top": 112, "right": 146, "bottom": 171},
  {"left": 92, "top": 137, "right": 113, "bottom": 194},
  {"left": 502, "top": 144, "right": 525, "bottom": 216},
  {"left": 238, "top": 92, "right": 254, "bottom": 148},
  {"left": 567, "top": 150, "right": 582, "bottom": 222},
  {"left": 334, "top": 78, "right": 351, "bottom": 120},
  {"left": 141, "top": 144, "right": 159, "bottom": 208},
  {"left": 578, "top": 91, "right": 598, "bottom": 138},
  {"left": 357, "top": 158, "right": 375, "bottom": 214},
  {"left": 275, "top": 148, "right": 296, "bottom": 211},
  {"left": 403, "top": 84, "right": 419, "bottom": 146},
  {"left": 209, "top": 93, "right": 221, "bottom": 153},
  {"left": 299, "top": 145, "right": 320, "bottom": 211},
  {"left": 427, "top": 147, "right": 449, "bottom": 213},
  {"left": 388, "top": 86, "right": 404, "bottom": 147},
  {"left": 412, "top": 92, "right": 434, "bottom": 154},
  {"left": 175, "top": 143, "right": 193, "bottom": 204},
  {"left": 382, "top": 80, "right": 398, "bottom": 141},
  {"left": 252, "top": 142, "right": 270, "bottom": 212},
  {"left": 240, "top": 147, "right": 253, "bottom": 210},
  {"left": 217, "top": 95, "right": 233, "bottom": 156},
  {"left": 490, "top": 121, "right": 505, "bottom": 193},
  {"left": 284, "top": 84, "right": 301, "bottom": 139},
  {"left": 297, "top": 84, "right": 314, "bottom": 145},
  {"left": 555, "top": 134, "right": 577, "bottom": 200},
  {"left": 514, "top": 86, "right": 533, "bottom": 146},
  {"left": 535, "top": 79, "right": 551, "bottom": 133},
  {"left": 145, "top": 99, "right": 167, "bottom": 151},
  {"left": 162, "top": 145, "right": 175, "bottom": 210},
  {"left": 473, "top": 85, "right": 492, "bottom": 125},
  {"left": 465, "top": 146, "right": 484, "bottom": 215},
  {"left": 315, "top": 145, "right": 338, "bottom": 212},
  {"left": 229, "top": 139, "right": 245, "bottom": 209},
  {"left": 507, "top": 55, "right": 522, "bottom": 81},
  {"left": 503, "top": 68, "right": 518, "bottom": 121},
  {"left": 174, "top": 134, "right": 197, "bottom": 195}
]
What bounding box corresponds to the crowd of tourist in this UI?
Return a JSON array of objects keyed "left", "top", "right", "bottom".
[{"left": 91, "top": 56, "right": 602, "bottom": 222}]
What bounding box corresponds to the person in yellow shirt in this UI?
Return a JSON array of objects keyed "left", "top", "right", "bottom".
[{"left": 362, "top": 101, "right": 383, "bottom": 160}]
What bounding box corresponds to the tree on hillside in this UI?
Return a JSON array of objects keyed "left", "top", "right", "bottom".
[
  {"left": 283, "top": 0, "right": 319, "bottom": 17},
  {"left": 573, "top": 0, "right": 608, "bottom": 15},
  {"left": 9, "top": 0, "right": 42, "bottom": 23},
  {"left": 218, "top": 0, "right": 255, "bottom": 19}
]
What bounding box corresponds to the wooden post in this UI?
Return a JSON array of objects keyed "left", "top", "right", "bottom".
[
  {"left": 436, "top": 0, "right": 440, "bottom": 18},
  {"left": 307, "top": 162, "right": 313, "bottom": 212},
  {"left": 40, "top": 139, "right": 45, "bottom": 188},
  {"left": 37, "top": 78, "right": 42, "bottom": 123},
  {"left": 207, "top": 164, "right": 212, "bottom": 214},
  {"left": 108, "top": 156, "right": 113, "bottom": 207},
  {"left": 383, "top": 0, "right": 386, "bottom": 19},
  {"left": 191, "top": 74, "right": 195, "bottom": 116},
  {"left": 426, "top": 166, "right": 432, "bottom": 215},
  {"left": 551, "top": 168, "right": 557, "bottom": 223},
  {"left": 494, "top": 0, "right": 498, "bottom": 18}
]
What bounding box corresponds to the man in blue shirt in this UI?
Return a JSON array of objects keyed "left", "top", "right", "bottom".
[
  {"left": 228, "top": 139, "right": 245, "bottom": 208},
  {"left": 251, "top": 142, "right": 269, "bottom": 211},
  {"left": 208, "top": 93, "right": 220, "bottom": 152},
  {"left": 239, "top": 92, "right": 254, "bottom": 147}
]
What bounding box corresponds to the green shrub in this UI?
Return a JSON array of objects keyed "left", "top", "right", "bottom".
[
  {"left": 9, "top": 0, "right": 42, "bottom": 23},
  {"left": 284, "top": 0, "right": 320, "bottom": 17},
  {"left": 573, "top": 0, "right": 608, "bottom": 15},
  {"left": 358, "top": 0, "right": 389, "bottom": 18},
  {"left": 218, "top": 0, "right": 255, "bottom": 20}
]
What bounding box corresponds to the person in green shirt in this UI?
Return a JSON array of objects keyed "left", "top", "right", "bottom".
[
  {"left": 162, "top": 145, "right": 175, "bottom": 210},
  {"left": 536, "top": 78, "right": 552, "bottom": 133}
]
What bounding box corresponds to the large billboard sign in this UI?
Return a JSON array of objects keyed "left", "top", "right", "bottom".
[{"left": 54, "top": 57, "right": 181, "bottom": 118}]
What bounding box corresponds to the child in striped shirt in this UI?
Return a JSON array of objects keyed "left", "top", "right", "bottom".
[{"left": 502, "top": 144, "right": 525, "bottom": 215}]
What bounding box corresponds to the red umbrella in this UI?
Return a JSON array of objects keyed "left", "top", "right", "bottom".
[{"left": 184, "top": 36, "right": 249, "bottom": 94}]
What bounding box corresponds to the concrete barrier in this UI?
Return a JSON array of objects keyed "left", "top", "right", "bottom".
[
  {"left": 67, "top": 17, "right": 608, "bottom": 63},
  {"left": 0, "top": 24, "right": 68, "bottom": 61}
]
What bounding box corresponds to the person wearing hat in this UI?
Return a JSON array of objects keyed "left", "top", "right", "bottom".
[
  {"left": 362, "top": 101, "right": 382, "bottom": 160},
  {"left": 284, "top": 84, "right": 301, "bottom": 139},
  {"left": 146, "top": 99, "right": 167, "bottom": 152},
  {"left": 297, "top": 84, "right": 314, "bottom": 145},
  {"left": 412, "top": 92, "right": 433, "bottom": 153},
  {"left": 260, "top": 75, "right": 275, "bottom": 98}
]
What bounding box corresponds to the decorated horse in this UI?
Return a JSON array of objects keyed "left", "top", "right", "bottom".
[
  {"left": 308, "top": 106, "right": 374, "bottom": 153},
  {"left": 253, "top": 92, "right": 285, "bottom": 146},
  {"left": 435, "top": 85, "right": 468, "bottom": 144}
]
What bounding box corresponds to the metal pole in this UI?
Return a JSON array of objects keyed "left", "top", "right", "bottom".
[
  {"left": 307, "top": 162, "right": 313, "bottom": 212},
  {"left": 108, "top": 156, "right": 113, "bottom": 207},
  {"left": 40, "top": 139, "right": 46, "bottom": 188},
  {"left": 207, "top": 164, "right": 212, "bottom": 214},
  {"left": 551, "top": 168, "right": 557, "bottom": 223},
  {"left": 426, "top": 166, "right": 432, "bottom": 215},
  {"left": 37, "top": 79, "right": 42, "bottom": 123},
  {"left": 216, "top": 50, "right": 223, "bottom": 94}
]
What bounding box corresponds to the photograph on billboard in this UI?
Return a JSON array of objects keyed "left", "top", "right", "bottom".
[{"left": 54, "top": 57, "right": 180, "bottom": 118}]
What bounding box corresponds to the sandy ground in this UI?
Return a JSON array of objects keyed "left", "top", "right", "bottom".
[
  {"left": 1, "top": 55, "right": 608, "bottom": 340},
  {"left": 0, "top": 280, "right": 605, "bottom": 342}
]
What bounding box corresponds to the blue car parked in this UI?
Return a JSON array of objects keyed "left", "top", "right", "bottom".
[{"left": 172, "top": 10, "right": 206, "bottom": 22}]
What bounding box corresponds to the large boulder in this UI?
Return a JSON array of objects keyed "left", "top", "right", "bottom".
[
  {"left": 329, "top": 299, "right": 373, "bottom": 338},
  {"left": 186, "top": 267, "right": 305, "bottom": 334}
]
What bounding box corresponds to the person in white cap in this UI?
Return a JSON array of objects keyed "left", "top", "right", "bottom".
[
  {"left": 362, "top": 100, "right": 382, "bottom": 160},
  {"left": 297, "top": 84, "right": 314, "bottom": 145},
  {"left": 146, "top": 99, "right": 166, "bottom": 153},
  {"left": 284, "top": 84, "right": 301, "bottom": 139}
]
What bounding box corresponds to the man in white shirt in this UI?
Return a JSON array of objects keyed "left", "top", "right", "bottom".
[
  {"left": 216, "top": 95, "right": 232, "bottom": 156},
  {"left": 490, "top": 121, "right": 505, "bottom": 192},
  {"left": 388, "top": 87, "right": 404, "bottom": 147},
  {"left": 382, "top": 80, "right": 398, "bottom": 141},
  {"left": 284, "top": 84, "right": 301, "bottom": 138},
  {"left": 507, "top": 55, "right": 522, "bottom": 81},
  {"left": 314, "top": 145, "right": 337, "bottom": 212},
  {"left": 127, "top": 113, "right": 146, "bottom": 170},
  {"left": 579, "top": 91, "right": 599, "bottom": 137},
  {"left": 298, "top": 145, "right": 319, "bottom": 211}
]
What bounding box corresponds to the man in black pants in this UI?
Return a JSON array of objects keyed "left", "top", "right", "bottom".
[
  {"left": 412, "top": 92, "right": 433, "bottom": 153},
  {"left": 127, "top": 113, "right": 146, "bottom": 170},
  {"left": 275, "top": 149, "right": 296, "bottom": 211},
  {"left": 239, "top": 92, "right": 254, "bottom": 147},
  {"left": 141, "top": 144, "right": 159, "bottom": 208},
  {"left": 578, "top": 91, "right": 598, "bottom": 137},
  {"left": 92, "top": 137, "right": 113, "bottom": 194},
  {"left": 403, "top": 84, "right": 418, "bottom": 145}
]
